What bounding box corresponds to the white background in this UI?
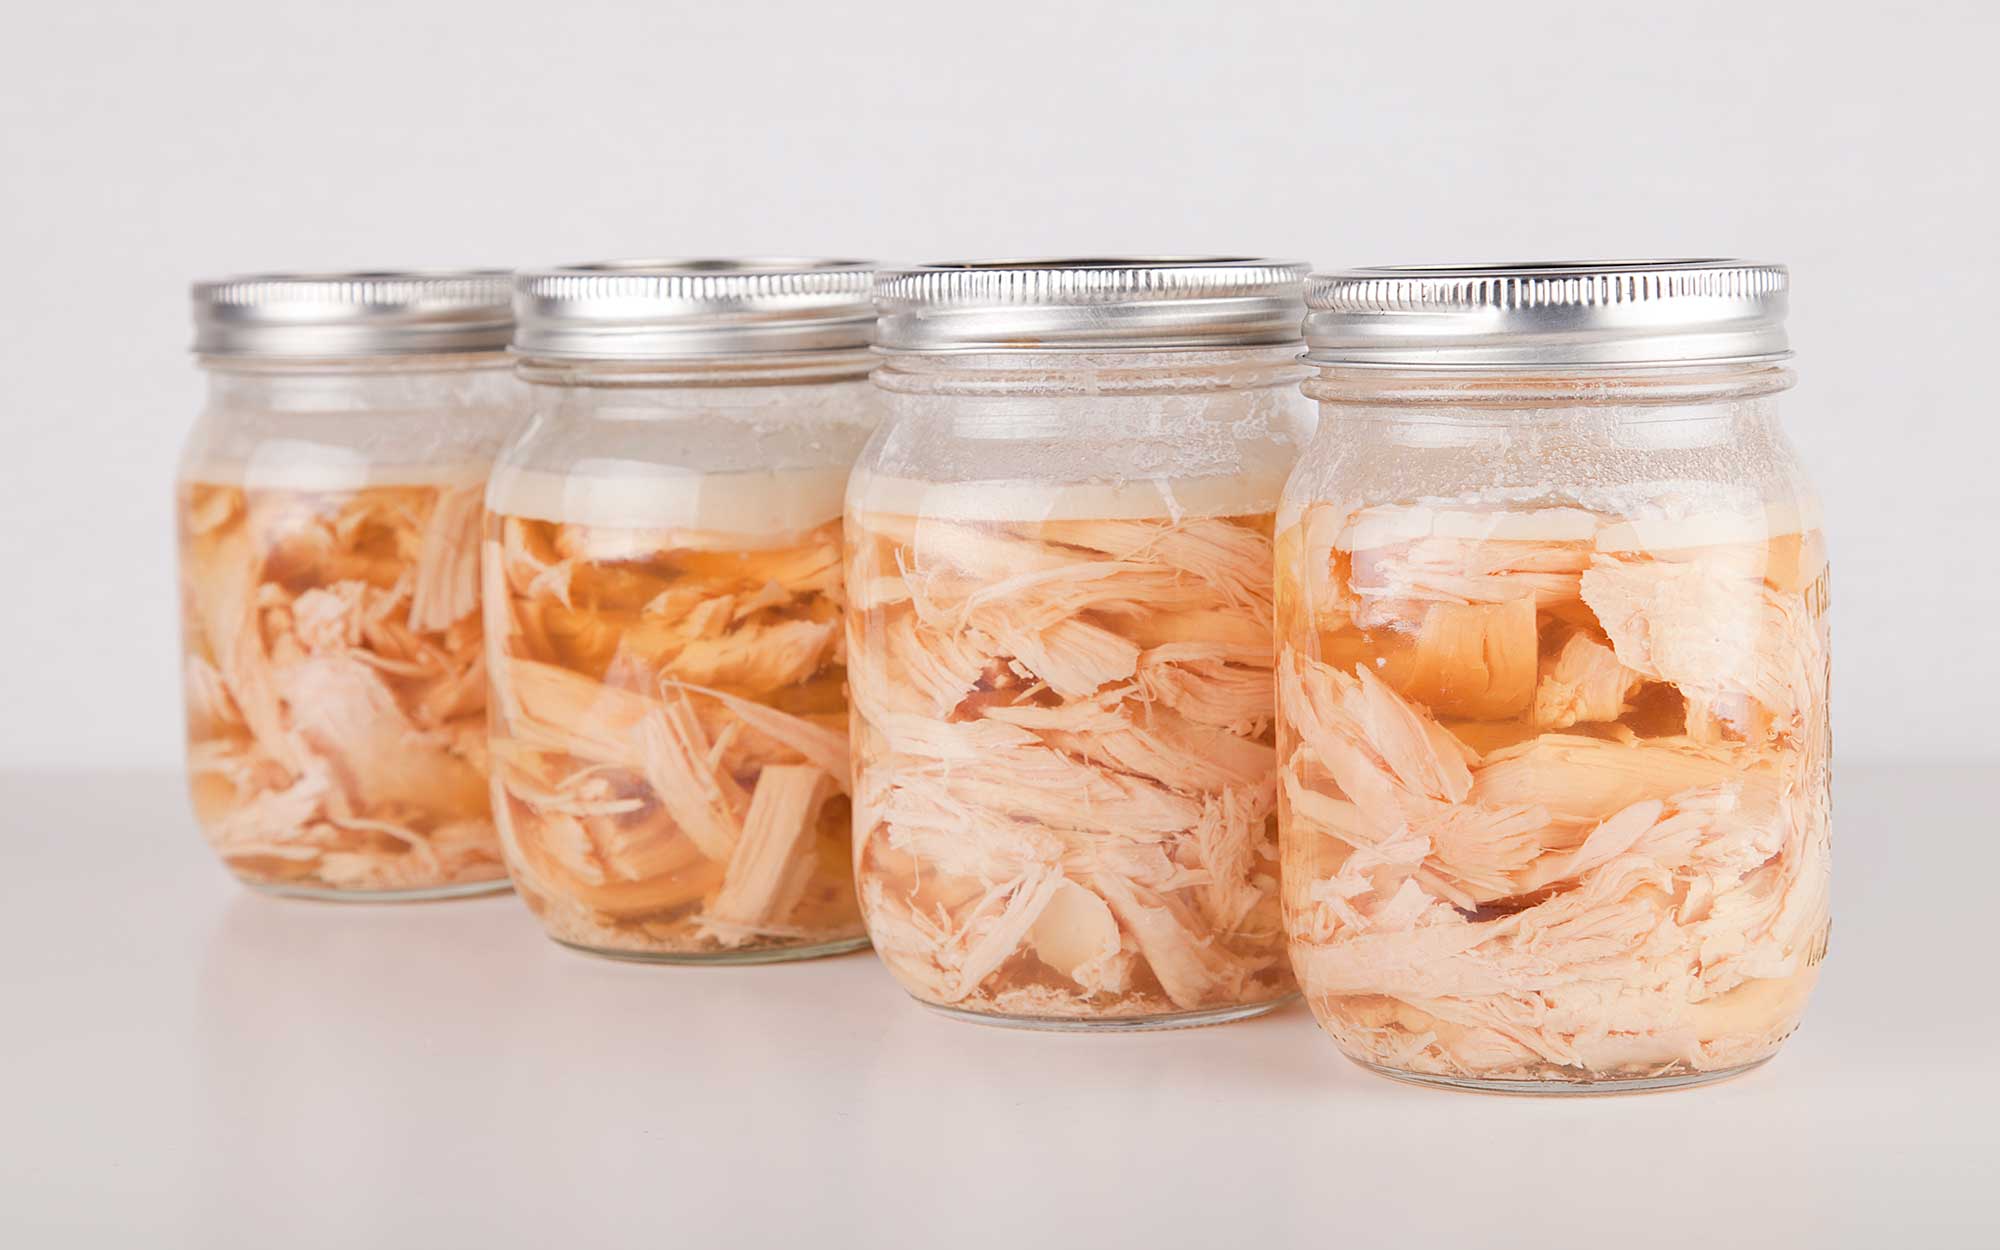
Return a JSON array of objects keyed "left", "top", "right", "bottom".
[{"left": 2, "top": 0, "right": 1995, "bottom": 767}]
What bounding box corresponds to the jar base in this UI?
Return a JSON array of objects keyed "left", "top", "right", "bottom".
[
  {"left": 242, "top": 877, "right": 514, "bottom": 903},
  {"left": 552, "top": 935, "right": 871, "bottom": 966},
  {"left": 919, "top": 994, "right": 1296, "bottom": 1033},
  {"left": 1348, "top": 1053, "right": 1774, "bottom": 1096}
]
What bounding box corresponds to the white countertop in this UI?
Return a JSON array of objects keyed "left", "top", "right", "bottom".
[{"left": 3, "top": 764, "right": 1993, "bottom": 1248}]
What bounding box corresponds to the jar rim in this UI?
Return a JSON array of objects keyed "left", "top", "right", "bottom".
[
  {"left": 512, "top": 347, "right": 877, "bottom": 389},
  {"left": 1302, "top": 358, "right": 1795, "bottom": 408},
  {"left": 196, "top": 350, "right": 515, "bottom": 375}
]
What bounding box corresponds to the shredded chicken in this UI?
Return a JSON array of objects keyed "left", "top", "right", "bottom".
[
  {"left": 847, "top": 501, "right": 1295, "bottom": 1022},
  {"left": 484, "top": 511, "right": 862, "bottom": 958},
  {"left": 1278, "top": 495, "right": 1831, "bottom": 1084},
  {"left": 177, "top": 479, "right": 503, "bottom": 893}
]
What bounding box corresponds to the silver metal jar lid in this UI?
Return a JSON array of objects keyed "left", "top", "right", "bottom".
[
  {"left": 191, "top": 270, "right": 514, "bottom": 359},
  {"left": 1303, "top": 259, "right": 1790, "bottom": 368},
  {"left": 873, "top": 257, "right": 1310, "bottom": 353},
  {"left": 511, "top": 259, "right": 877, "bottom": 361}
]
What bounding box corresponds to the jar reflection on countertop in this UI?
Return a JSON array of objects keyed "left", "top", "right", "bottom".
[
  {"left": 484, "top": 259, "right": 881, "bottom": 963},
  {"left": 177, "top": 271, "right": 521, "bottom": 899},
  {"left": 848, "top": 258, "right": 1316, "bottom": 1029},
  {"left": 1275, "top": 261, "right": 1831, "bottom": 1091}
]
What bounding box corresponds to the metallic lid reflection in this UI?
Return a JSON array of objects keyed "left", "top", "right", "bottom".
[
  {"left": 192, "top": 270, "right": 514, "bottom": 359},
  {"left": 512, "top": 259, "right": 877, "bottom": 361},
  {"left": 874, "top": 257, "right": 1310, "bottom": 353},
  {"left": 1303, "top": 259, "right": 1790, "bottom": 368}
]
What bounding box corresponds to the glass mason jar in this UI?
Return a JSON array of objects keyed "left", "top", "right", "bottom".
[
  {"left": 1277, "top": 261, "right": 1831, "bottom": 1091},
  {"left": 178, "top": 271, "right": 521, "bottom": 899},
  {"left": 485, "top": 260, "right": 880, "bottom": 963},
  {"left": 849, "top": 258, "right": 1315, "bottom": 1028}
]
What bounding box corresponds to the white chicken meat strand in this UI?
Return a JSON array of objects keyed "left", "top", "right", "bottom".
[
  {"left": 1278, "top": 492, "right": 1830, "bottom": 1081},
  {"left": 847, "top": 477, "right": 1295, "bottom": 1020}
]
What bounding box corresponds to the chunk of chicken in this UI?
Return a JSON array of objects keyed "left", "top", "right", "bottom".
[{"left": 1531, "top": 629, "right": 1647, "bottom": 729}]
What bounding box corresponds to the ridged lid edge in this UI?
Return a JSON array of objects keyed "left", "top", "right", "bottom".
[
  {"left": 192, "top": 269, "right": 515, "bottom": 359},
  {"left": 1303, "top": 259, "right": 1790, "bottom": 368},
  {"left": 511, "top": 258, "right": 878, "bottom": 360},
  {"left": 874, "top": 256, "right": 1310, "bottom": 353}
]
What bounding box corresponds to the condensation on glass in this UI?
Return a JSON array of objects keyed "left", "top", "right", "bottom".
[
  {"left": 1277, "top": 261, "right": 1830, "bottom": 1091},
  {"left": 485, "top": 259, "right": 880, "bottom": 963},
  {"left": 178, "top": 271, "right": 521, "bottom": 899},
  {"left": 849, "top": 258, "right": 1316, "bottom": 1028}
]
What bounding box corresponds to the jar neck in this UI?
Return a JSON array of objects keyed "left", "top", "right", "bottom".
[
  {"left": 199, "top": 352, "right": 513, "bottom": 412},
  {"left": 1303, "top": 360, "right": 1794, "bottom": 414},
  {"left": 873, "top": 344, "right": 1309, "bottom": 397},
  {"left": 514, "top": 349, "right": 875, "bottom": 390}
]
